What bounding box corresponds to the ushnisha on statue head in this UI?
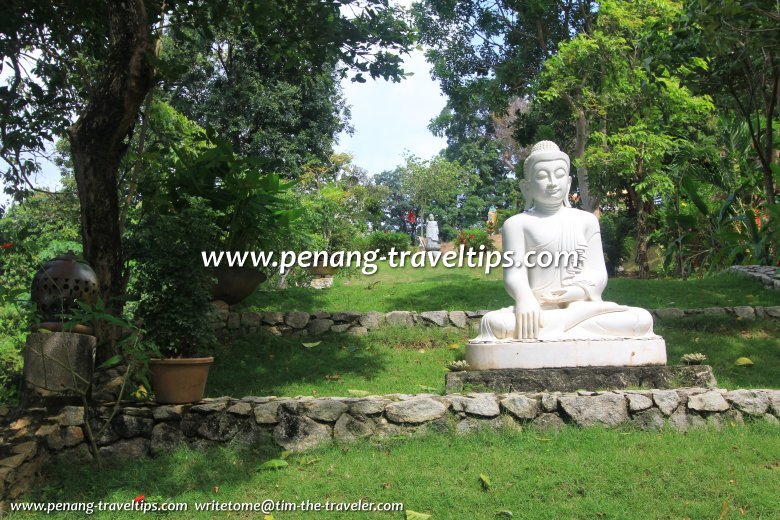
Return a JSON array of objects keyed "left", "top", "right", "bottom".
[{"left": 520, "top": 141, "right": 573, "bottom": 211}]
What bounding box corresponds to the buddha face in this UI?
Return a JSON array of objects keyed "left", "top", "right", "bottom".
[{"left": 523, "top": 158, "right": 571, "bottom": 207}]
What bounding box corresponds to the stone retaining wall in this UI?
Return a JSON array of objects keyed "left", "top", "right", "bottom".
[
  {"left": 2, "top": 388, "right": 778, "bottom": 508},
  {"left": 211, "top": 304, "right": 780, "bottom": 337},
  {"left": 729, "top": 265, "right": 780, "bottom": 289}
]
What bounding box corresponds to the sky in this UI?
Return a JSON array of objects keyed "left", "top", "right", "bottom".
[{"left": 334, "top": 48, "right": 448, "bottom": 176}]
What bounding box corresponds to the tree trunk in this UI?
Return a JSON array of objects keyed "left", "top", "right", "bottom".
[
  {"left": 761, "top": 59, "right": 777, "bottom": 206},
  {"left": 574, "top": 109, "right": 596, "bottom": 212},
  {"left": 627, "top": 185, "right": 650, "bottom": 279},
  {"left": 762, "top": 95, "right": 776, "bottom": 206},
  {"left": 761, "top": 157, "right": 776, "bottom": 207},
  {"left": 67, "top": 0, "right": 156, "bottom": 359},
  {"left": 674, "top": 188, "right": 686, "bottom": 279}
]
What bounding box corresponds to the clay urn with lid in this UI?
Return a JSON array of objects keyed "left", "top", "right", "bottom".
[{"left": 30, "top": 250, "right": 99, "bottom": 334}]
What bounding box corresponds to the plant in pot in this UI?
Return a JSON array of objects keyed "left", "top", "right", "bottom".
[
  {"left": 131, "top": 197, "right": 222, "bottom": 404},
  {"left": 164, "top": 131, "right": 302, "bottom": 304},
  {"left": 297, "top": 183, "right": 362, "bottom": 280}
]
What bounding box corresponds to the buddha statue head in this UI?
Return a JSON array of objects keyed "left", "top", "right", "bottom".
[{"left": 521, "top": 141, "right": 572, "bottom": 211}]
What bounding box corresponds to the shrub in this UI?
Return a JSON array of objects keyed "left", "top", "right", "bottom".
[
  {"left": 458, "top": 228, "right": 494, "bottom": 251},
  {"left": 0, "top": 187, "right": 81, "bottom": 298},
  {"left": 350, "top": 234, "right": 372, "bottom": 253},
  {"left": 600, "top": 211, "right": 633, "bottom": 276},
  {"left": 368, "top": 231, "right": 411, "bottom": 254},
  {"left": 0, "top": 324, "right": 24, "bottom": 403},
  {"left": 0, "top": 188, "right": 82, "bottom": 401},
  {"left": 131, "top": 198, "right": 220, "bottom": 358}
]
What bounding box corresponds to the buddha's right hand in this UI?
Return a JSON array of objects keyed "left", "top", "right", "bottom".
[{"left": 515, "top": 299, "right": 543, "bottom": 339}]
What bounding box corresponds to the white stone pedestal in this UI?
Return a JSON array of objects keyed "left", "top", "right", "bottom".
[
  {"left": 310, "top": 276, "right": 334, "bottom": 289},
  {"left": 466, "top": 336, "right": 667, "bottom": 370}
]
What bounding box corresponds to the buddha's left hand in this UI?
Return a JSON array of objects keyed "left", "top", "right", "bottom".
[{"left": 539, "top": 286, "right": 586, "bottom": 304}]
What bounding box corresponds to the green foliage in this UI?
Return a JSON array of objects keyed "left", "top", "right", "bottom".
[
  {"left": 296, "top": 183, "right": 360, "bottom": 253},
  {"left": 545, "top": 0, "right": 715, "bottom": 201},
  {"left": 0, "top": 331, "right": 24, "bottom": 403},
  {"left": 374, "top": 167, "right": 416, "bottom": 235},
  {"left": 458, "top": 228, "right": 495, "bottom": 252},
  {"left": 666, "top": 0, "right": 780, "bottom": 207},
  {"left": 442, "top": 139, "right": 522, "bottom": 231},
  {"left": 65, "top": 298, "right": 156, "bottom": 397},
  {"left": 349, "top": 234, "right": 372, "bottom": 254},
  {"left": 0, "top": 0, "right": 415, "bottom": 331},
  {"left": 162, "top": 27, "right": 347, "bottom": 178},
  {"left": 0, "top": 0, "right": 414, "bottom": 197},
  {"left": 0, "top": 284, "right": 35, "bottom": 403},
  {"left": 131, "top": 198, "right": 221, "bottom": 358},
  {"left": 0, "top": 189, "right": 80, "bottom": 401},
  {"left": 414, "top": 0, "right": 593, "bottom": 182},
  {"left": 662, "top": 172, "right": 780, "bottom": 274},
  {"left": 538, "top": 0, "right": 715, "bottom": 276},
  {"left": 377, "top": 154, "right": 481, "bottom": 241},
  {"left": 141, "top": 128, "right": 301, "bottom": 251},
  {"left": 0, "top": 187, "right": 81, "bottom": 293},
  {"left": 286, "top": 154, "right": 390, "bottom": 261},
  {"left": 398, "top": 155, "right": 469, "bottom": 224},
  {"left": 368, "top": 231, "right": 411, "bottom": 255},
  {"left": 599, "top": 211, "right": 633, "bottom": 276}
]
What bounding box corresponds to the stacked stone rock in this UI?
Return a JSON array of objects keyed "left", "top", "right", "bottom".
[
  {"left": 209, "top": 305, "right": 780, "bottom": 337},
  {"left": 2, "top": 388, "right": 778, "bottom": 508},
  {"left": 728, "top": 265, "right": 780, "bottom": 290}
]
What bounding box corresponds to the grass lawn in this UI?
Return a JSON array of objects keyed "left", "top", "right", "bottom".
[
  {"left": 208, "top": 327, "right": 462, "bottom": 398},
  {"left": 656, "top": 317, "right": 780, "bottom": 390},
  {"left": 29, "top": 424, "right": 780, "bottom": 519},
  {"left": 20, "top": 266, "right": 780, "bottom": 518},
  {"left": 242, "top": 267, "right": 780, "bottom": 313},
  {"left": 207, "top": 316, "right": 780, "bottom": 398}
]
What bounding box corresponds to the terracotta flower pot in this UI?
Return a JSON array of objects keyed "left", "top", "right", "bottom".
[{"left": 149, "top": 357, "right": 214, "bottom": 404}]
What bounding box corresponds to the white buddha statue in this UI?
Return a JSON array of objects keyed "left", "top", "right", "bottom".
[
  {"left": 425, "top": 213, "right": 440, "bottom": 251},
  {"left": 469, "top": 141, "right": 665, "bottom": 369}
]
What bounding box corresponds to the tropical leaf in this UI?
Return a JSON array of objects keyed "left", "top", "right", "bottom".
[
  {"left": 258, "top": 459, "right": 288, "bottom": 471},
  {"left": 97, "top": 354, "right": 124, "bottom": 369},
  {"left": 480, "top": 473, "right": 491, "bottom": 491},
  {"left": 680, "top": 175, "right": 709, "bottom": 216}
]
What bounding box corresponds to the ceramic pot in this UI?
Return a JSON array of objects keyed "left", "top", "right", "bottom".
[
  {"left": 149, "top": 357, "right": 214, "bottom": 404},
  {"left": 30, "top": 250, "right": 99, "bottom": 333},
  {"left": 210, "top": 266, "right": 266, "bottom": 305}
]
